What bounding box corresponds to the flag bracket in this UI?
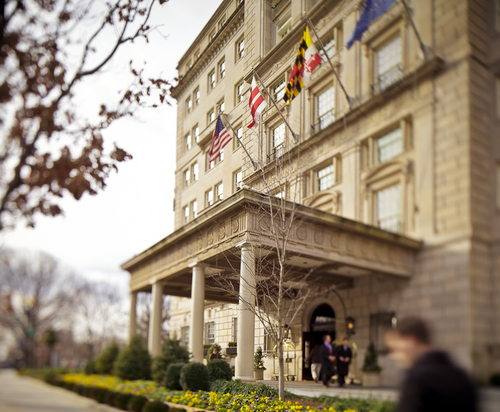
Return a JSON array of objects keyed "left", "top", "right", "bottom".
[{"left": 252, "top": 70, "right": 299, "bottom": 143}]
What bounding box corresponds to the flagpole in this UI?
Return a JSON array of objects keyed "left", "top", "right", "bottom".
[
  {"left": 305, "top": 16, "right": 352, "bottom": 109},
  {"left": 399, "top": 0, "right": 428, "bottom": 59},
  {"left": 252, "top": 70, "right": 299, "bottom": 143},
  {"left": 221, "top": 113, "right": 258, "bottom": 170}
]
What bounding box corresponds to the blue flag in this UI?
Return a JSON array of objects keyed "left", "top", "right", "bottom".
[{"left": 345, "top": 0, "right": 395, "bottom": 50}]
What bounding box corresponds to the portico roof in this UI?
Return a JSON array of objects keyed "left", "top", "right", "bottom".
[{"left": 121, "top": 189, "right": 421, "bottom": 301}]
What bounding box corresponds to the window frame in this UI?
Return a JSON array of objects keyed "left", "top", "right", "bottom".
[
  {"left": 190, "top": 199, "right": 198, "bottom": 220},
  {"left": 268, "top": 121, "right": 286, "bottom": 162},
  {"left": 233, "top": 168, "right": 242, "bottom": 193},
  {"left": 185, "top": 133, "right": 192, "bottom": 151},
  {"left": 184, "top": 168, "right": 190, "bottom": 187},
  {"left": 370, "top": 312, "right": 397, "bottom": 354},
  {"left": 207, "top": 108, "right": 215, "bottom": 125},
  {"left": 183, "top": 205, "right": 189, "bottom": 224},
  {"left": 204, "top": 321, "right": 215, "bottom": 345},
  {"left": 375, "top": 182, "right": 402, "bottom": 234},
  {"left": 209, "top": 28, "right": 216, "bottom": 43},
  {"left": 193, "top": 87, "right": 200, "bottom": 107},
  {"left": 205, "top": 188, "right": 214, "bottom": 207},
  {"left": 271, "top": 73, "right": 287, "bottom": 102},
  {"left": 180, "top": 326, "right": 190, "bottom": 348},
  {"left": 193, "top": 125, "right": 200, "bottom": 143},
  {"left": 315, "top": 84, "right": 336, "bottom": 131},
  {"left": 191, "top": 162, "right": 199, "bottom": 182},
  {"left": 216, "top": 181, "right": 223, "bottom": 202},
  {"left": 208, "top": 69, "right": 216, "bottom": 92},
  {"left": 186, "top": 96, "right": 192, "bottom": 113},
  {"left": 235, "top": 79, "right": 245, "bottom": 104},
  {"left": 217, "top": 99, "right": 225, "bottom": 115},
  {"left": 236, "top": 36, "right": 245, "bottom": 62},
  {"left": 218, "top": 57, "right": 226, "bottom": 81}
]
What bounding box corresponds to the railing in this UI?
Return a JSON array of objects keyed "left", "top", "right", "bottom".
[
  {"left": 267, "top": 145, "right": 284, "bottom": 163},
  {"left": 372, "top": 64, "right": 403, "bottom": 93},
  {"left": 310, "top": 109, "right": 335, "bottom": 137}
]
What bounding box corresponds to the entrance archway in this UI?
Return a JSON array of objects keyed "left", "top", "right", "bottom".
[{"left": 302, "top": 303, "right": 336, "bottom": 380}]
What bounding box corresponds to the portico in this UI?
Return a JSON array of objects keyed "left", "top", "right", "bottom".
[{"left": 121, "top": 188, "right": 420, "bottom": 379}]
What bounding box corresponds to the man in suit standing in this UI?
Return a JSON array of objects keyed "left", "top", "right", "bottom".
[
  {"left": 336, "top": 337, "right": 352, "bottom": 387},
  {"left": 384, "top": 317, "right": 476, "bottom": 412},
  {"left": 319, "top": 334, "right": 336, "bottom": 388}
]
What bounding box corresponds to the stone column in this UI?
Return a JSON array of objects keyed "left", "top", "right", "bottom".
[
  {"left": 189, "top": 263, "right": 205, "bottom": 362},
  {"left": 129, "top": 291, "right": 138, "bottom": 342},
  {"left": 148, "top": 281, "right": 163, "bottom": 357},
  {"left": 235, "top": 241, "right": 256, "bottom": 381}
]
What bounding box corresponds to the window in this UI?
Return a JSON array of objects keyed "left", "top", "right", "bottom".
[
  {"left": 376, "top": 128, "right": 403, "bottom": 163},
  {"left": 276, "top": 10, "right": 292, "bottom": 43},
  {"left": 185, "top": 133, "right": 192, "bottom": 151},
  {"left": 375, "top": 36, "right": 402, "bottom": 91},
  {"left": 194, "top": 87, "right": 200, "bottom": 106},
  {"left": 194, "top": 49, "right": 201, "bottom": 60},
  {"left": 234, "top": 124, "right": 242, "bottom": 149},
  {"left": 193, "top": 125, "right": 200, "bottom": 143},
  {"left": 317, "top": 162, "right": 335, "bottom": 191},
  {"left": 370, "top": 313, "right": 397, "bottom": 353},
  {"left": 207, "top": 153, "right": 215, "bottom": 170},
  {"left": 191, "top": 200, "right": 197, "bottom": 219},
  {"left": 180, "top": 326, "right": 189, "bottom": 348},
  {"left": 219, "top": 16, "right": 226, "bottom": 30},
  {"left": 319, "top": 35, "right": 336, "bottom": 62},
  {"left": 183, "top": 205, "right": 189, "bottom": 223},
  {"left": 192, "top": 162, "right": 199, "bottom": 181},
  {"left": 317, "top": 86, "right": 335, "bottom": 130},
  {"left": 376, "top": 184, "right": 402, "bottom": 233},
  {"left": 186, "top": 96, "right": 192, "bottom": 113},
  {"left": 216, "top": 182, "right": 223, "bottom": 201},
  {"left": 233, "top": 169, "right": 242, "bottom": 192},
  {"left": 208, "top": 109, "right": 215, "bottom": 124},
  {"left": 231, "top": 317, "right": 238, "bottom": 343},
  {"left": 209, "top": 28, "right": 216, "bottom": 42},
  {"left": 269, "top": 123, "right": 285, "bottom": 161},
  {"left": 188, "top": 59, "right": 193, "bottom": 69},
  {"left": 217, "top": 99, "right": 225, "bottom": 114},
  {"left": 219, "top": 58, "right": 226, "bottom": 80},
  {"left": 236, "top": 80, "right": 245, "bottom": 104},
  {"left": 206, "top": 189, "right": 214, "bottom": 207},
  {"left": 205, "top": 322, "right": 215, "bottom": 344},
  {"left": 272, "top": 77, "right": 286, "bottom": 102},
  {"left": 236, "top": 37, "right": 244, "bottom": 61},
  {"left": 184, "top": 169, "right": 190, "bottom": 187},
  {"left": 208, "top": 69, "right": 216, "bottom": 91},
  {"left": 273, "top": 187, "right": 285, "bottom": 199}
]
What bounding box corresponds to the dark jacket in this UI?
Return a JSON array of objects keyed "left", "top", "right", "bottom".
[
  {"left": 396, "top": 350, "right": 476, "bottom": 412},
  {"left": 308, "top": 345, "right": 323, "bottom": 364},
  {"left": 319, "top": 343, "right": 335, "bottom": 377},
  {"left": 336, "top": 345, "right": 352, "bottom": 376}
]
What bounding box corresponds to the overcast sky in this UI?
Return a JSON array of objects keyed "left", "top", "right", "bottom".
[{"left": 0, "top": 0, "right": 223, "bottom": 297}]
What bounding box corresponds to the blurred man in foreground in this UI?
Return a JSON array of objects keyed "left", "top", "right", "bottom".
[{"left": 385, "top": 317, "right": 476, "bottom": 412}]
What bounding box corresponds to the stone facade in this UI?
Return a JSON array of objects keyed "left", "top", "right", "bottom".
[{"left": 123, "top": 0, "right": 500, "bottom": 385}]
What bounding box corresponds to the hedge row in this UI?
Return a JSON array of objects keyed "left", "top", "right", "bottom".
[{"left": 46, "top": 378, "right": 185, "bottom": 412}]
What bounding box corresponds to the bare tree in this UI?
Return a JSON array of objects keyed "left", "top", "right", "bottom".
[
  {"left": 0, "top": 248, "right": 77, "bottom": 366},
  {"left": 136, "top": 291, "right": 170, "bottom": 344},
  {"left": 208, "top": 143, "right": 349, "bottom": 399},
  {"left": 74, "top": 280, "right": 126, "bottom": 361},
  {"left": 0, "top": 0, "right": 173, "bottom": 230}
]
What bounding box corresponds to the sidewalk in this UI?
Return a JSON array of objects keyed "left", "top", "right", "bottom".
[
  {"left": 0, "top": 369, "right": 116, "bottom": 412},
  {"left": 263, "top": 379, "right": 500, "bottom": 412}
]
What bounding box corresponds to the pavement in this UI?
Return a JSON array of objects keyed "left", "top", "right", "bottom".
[
  {"left": 263, "top": 379, "right": 500, "bottom": 412},
  {"left": 0, "top": 369, "right": 117, "bottom": 412}
]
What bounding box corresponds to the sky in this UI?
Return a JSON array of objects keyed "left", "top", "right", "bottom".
[{"left": 0, "top": 0, "right": 223, "bottom": 298}]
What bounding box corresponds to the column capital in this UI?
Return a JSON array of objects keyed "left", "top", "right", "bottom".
[
  {"left": 235, "top": 240, "right": 255, "bottom": 250},
  {"left": 188, "top": 260, "right": 208, "bottom": 269}
]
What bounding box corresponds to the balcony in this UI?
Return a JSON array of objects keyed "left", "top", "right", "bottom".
[
  {"left": 372, "top": 64, "right": 403, "bottom": 94},
  {"left": 267, "top": 144, "right": 284, "bottom": 163}
]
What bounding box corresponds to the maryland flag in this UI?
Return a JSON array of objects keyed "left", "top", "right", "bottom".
[{"left": 283, "top": 26, "right": 322, "bottom": 105}]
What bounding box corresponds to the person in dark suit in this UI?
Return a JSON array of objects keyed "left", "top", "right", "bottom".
[
  {"left": 319, "top": 334, "right": 336, "bottom": 388},
  {"left": 384, "top": 317, "right": 477, "bottom": 412},
  {"left": 306, "top": 344, "right": 323, "bottom": 383},
  {"left": 336, "top": 337, "right": 352, "bottom": 387}
]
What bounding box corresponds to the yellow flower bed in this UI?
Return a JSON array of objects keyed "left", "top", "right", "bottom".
[{"left": 61, "top": 374, "right": 366, "bottom": 412}]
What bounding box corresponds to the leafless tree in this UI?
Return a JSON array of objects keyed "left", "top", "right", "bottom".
[
  {"left": 0, "top": 248, "right": 77, "bottom": 366},
  {"left": 136, "top": 291, "right": 170, "bottom": 344},
  {"left": 208, "top": 144, "right": 346, "bottom": 399},
  {"left": 0, "top": 0, "right": 174, "bottom": 230},
  {"left": 73, "top": 280, "right": 126, "bottom": 361}
]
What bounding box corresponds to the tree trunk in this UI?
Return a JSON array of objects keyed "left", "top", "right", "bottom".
[{"left": 278, "top": 343, "right": 285, "bottom": 399}]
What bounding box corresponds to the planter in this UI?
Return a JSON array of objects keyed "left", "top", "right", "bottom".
[
  {"left": 226, "top": 347, "right": 237, "bottom": 356},
  {"left": 254, "top": 369, "right": 265, "bottom": 380},
  {"left": 362, "top": 371, "right": 381, "bottom": 387}
]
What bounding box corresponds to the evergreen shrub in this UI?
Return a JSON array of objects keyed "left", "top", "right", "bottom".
[
  {"left": 164, "top": 362, "right": 186, "bottom": 390},
  {"left": 114, "top": 335, "right": 152, "bottom": 380},
  {"left": 180, "top": 362, "right": 210, "bottom": 391},
  {"left": 95, "top": 341, "right": 120, "bottom": 375},
  {"left": 362, "top": 342, "right": 382, "bottom": 372},
  {"left": 207, "top": 359, "right": 232, "bottom": 381},
  {"left": 114, "top": 393, "right": 134, "bottom": 410},
  {"left": 127, "top": 395, "right": 148, "bottom": 412},
  {"left": 152, "top": 338, "right": 190, "bottom": 382},
  {"left": 143, "top": 400, "right": 170, "bottom": 412}
]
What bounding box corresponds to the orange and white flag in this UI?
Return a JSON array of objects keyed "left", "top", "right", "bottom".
[{"left": 248, "top": 76, "right": 267, "bottom": 128}]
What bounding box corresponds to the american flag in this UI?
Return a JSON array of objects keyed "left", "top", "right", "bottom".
[{"left": 208, "top": 116, "right": 232, "bottom": 162}]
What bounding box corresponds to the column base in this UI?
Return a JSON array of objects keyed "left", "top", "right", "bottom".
[{"left": 234, "top": 375, "right": 256, "bottom": 382}]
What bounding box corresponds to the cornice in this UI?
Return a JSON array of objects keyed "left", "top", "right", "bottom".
[{"left": 171, "top": 3, "right": 245, "bottom": 100}]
